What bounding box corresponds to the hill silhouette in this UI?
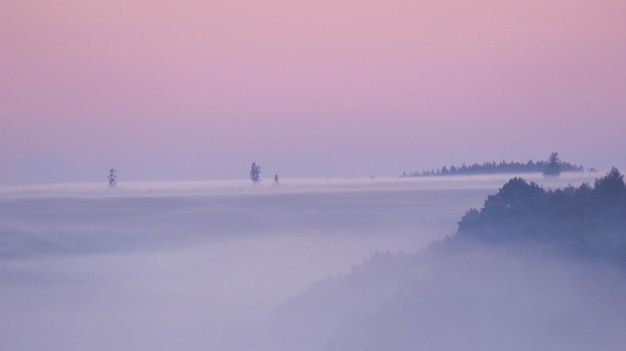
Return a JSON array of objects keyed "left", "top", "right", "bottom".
[{"left": 456, "top": 167, "right": 626, "bottom": 265}]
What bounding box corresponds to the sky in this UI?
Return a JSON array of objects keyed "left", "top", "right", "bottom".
[{"left": 1, "top": 0, "right": 625, "bottom": 185}]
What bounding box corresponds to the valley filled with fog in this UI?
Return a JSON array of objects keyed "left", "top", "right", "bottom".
[{"left": 1, "top": 172, "right": 622, "bottom": 350}]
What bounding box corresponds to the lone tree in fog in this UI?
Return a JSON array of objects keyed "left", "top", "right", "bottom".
[
  {"left": 274, "top": 173, "right": 280, "bottom": 184},
  {"left": 250, "top": 162, "right": 261, "bottom": 184},
  {"left": 542, "top": 152, "right": 562, "bottom": 176},
  {"left": 108, "top": 168, "right": 117, "bottom": 186}
]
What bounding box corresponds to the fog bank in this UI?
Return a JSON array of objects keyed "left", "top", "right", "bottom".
[{"left": 0, "top": 174, "right": 610, "bottom": 350}]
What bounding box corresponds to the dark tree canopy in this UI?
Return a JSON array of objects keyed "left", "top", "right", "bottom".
[
  {"left": 457, "top": 168, "right": 626, "bottom": 266},
  {"left": 594, "top": 167, "right": 626, "bottom": 198}
]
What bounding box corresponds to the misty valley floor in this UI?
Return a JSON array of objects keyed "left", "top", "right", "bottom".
[{"left": 0, "top": 174, "right": 605, "bottom": 350}]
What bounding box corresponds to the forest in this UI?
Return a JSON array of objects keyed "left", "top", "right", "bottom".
[
  {"left": 404, "top": 154, "right": 584, "bottom": 177},
  {"left": 455, "top": 167, "right": 626, "bottom": 265},
  {"left": 271, "top": 167, "right": 626, "bottom": 351}
]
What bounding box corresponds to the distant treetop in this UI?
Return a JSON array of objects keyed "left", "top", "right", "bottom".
[
  {"left": 250, "top": 162, "right": 261, "bottom": 184},
  {"left": 542, "top": 152, "right": 562, "bottom": 176},
  {"left": 108, "top": 168, "right": 117, "bottom": 187}
]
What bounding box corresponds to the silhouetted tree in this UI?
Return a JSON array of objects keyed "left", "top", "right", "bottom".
[
  {"left": 108, "top": 168, "right": 117, "bottom": 187},
  {"left": 542, "top": 152, "right": 562, "bottom": 176},
  {"left": 274, "top": 173, "right": 280, "bottom": 183},
  {"left": 250, "top": 162, "right": 261, "bottom": 184}
]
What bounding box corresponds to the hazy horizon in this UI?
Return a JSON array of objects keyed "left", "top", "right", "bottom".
[
  {"left": 0, "top": 157, "right": 620, "bottom": 187},
  {"left": 0, "top": 170, "right": 605, "bottom": 194}
]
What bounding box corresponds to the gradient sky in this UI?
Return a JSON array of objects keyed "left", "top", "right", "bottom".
[{"left": 1, "top": 0, "right": 625, "bottom": 184}]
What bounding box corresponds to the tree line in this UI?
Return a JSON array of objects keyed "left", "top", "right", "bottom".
[{"left": 404, "top": 152, "right": 584, "bottom": 177}]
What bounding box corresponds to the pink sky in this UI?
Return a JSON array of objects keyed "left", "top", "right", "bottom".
[{"left": 1, "top": 0, "right": 625, "bottom": 184}]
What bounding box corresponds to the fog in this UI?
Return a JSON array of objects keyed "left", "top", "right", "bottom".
[
  {"left": 1, "top": 173, "right": 618, "bottom": 350},
  {"left": 273, "top": 244, "right": 626, "bottom": 351}
]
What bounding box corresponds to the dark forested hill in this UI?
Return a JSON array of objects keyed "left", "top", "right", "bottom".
[
  {"left": 456, "top": 167, "right": 626, "bottom": 265},
  {"left": 270, "top": 168, "right": 626, "bottom": 351}
]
